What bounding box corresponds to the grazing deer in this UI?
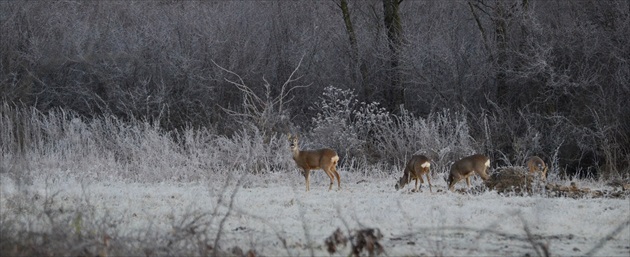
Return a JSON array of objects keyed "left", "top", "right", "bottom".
[
  {"left": 395, "top": 155, "right": 432, "bottom": 192},
  {"left": 288, "top": 134, "right": 340, "bottom": 191},
  {"left": 526, "top": 156, "right": 548, "bottom": 181},
  {"left": 447, "top": 154, "right": 490, "bottom": 191}
]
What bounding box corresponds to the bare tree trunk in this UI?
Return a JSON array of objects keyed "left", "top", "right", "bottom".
[
  {"left": 494, "top": 1, "right": 509, "bottom": 107},
  {"left": 383, "top": 0, "right": 405, "bottom": 113},
  {"left": 468, "top": 1, "right": 492, "bottom": 56},
  {"left": 338, "top": 0, "right": 368, "bottom": 98}
]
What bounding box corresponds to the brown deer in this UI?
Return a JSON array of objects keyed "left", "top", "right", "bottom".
[
  {"left": 395, "top": 155, "right": 432, "bottom": 192},
  {"left": 288, "top": 134, "right": 340, "bottom": 191},
  {"left": 526, "top": 156, "right": 548, "bottom": 181},
  {"left": 447, "top": 154, "right": 490, "bottom": 191}
]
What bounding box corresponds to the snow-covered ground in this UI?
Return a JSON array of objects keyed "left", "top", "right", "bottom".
[{"left": 1, "top": 171, "right": 629, "bottom": 256}]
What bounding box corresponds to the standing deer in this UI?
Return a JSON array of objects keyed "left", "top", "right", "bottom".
[
  {"left": 288, "top": 134, "right": 340, "bottom": 191},
  {"left": 526, "top": 156, "right": 548, "bottom": 181},
  {"left": 395, "top": 155, "right": 432, "bottom": 192},
  {"left": 447, "top": 154, "right": 490, "bottom": 191}
]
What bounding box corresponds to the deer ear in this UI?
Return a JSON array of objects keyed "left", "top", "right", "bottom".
[{"left": 287, "top": 133, "right": 292, "bottom": 139}]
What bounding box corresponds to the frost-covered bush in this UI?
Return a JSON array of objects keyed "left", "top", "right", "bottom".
[
  {"left": 308, "top": 87, "right": 480, "bottom": 174},
  {"left": 475, "top": 106, "right": 551, "bottom": 167},
  {"left": 1, "top": 104, "right": 293, "bottom": 183},
  {"left": 310, "top": 86, "right": 391, "bottom": 164},
  {"left": 1, "top": 105, "right": 207, "bottom": 183},
  {"left": 310, "top": 86, "right": 358, "bottom": 158},
  {"left": 210, "top": 126, "right": 293, "bottom": 175},
  {"left": 0, "top": 105, "right": 124, "bottom": 180},
  {"left": 372, "top": 109, "right": 476, "bottom": 174}
]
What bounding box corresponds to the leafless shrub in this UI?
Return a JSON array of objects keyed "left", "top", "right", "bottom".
[
  {"left": 519, "top": 214, "right": 550, "bottom": 257},
  {"left": 214, "top": 56, "right": 308, "bottom": 138}
]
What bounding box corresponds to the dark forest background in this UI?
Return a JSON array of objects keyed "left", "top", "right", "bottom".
[{"left": 2, "top": 0, "right": 629, "bottom": 179}]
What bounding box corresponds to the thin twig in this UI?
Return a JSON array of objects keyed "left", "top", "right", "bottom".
[
  {"left": 212, "top": 173, "right": 246, "bottom": 257},
  {"left": 585, "top": 217, "right": 630, "bottom": 257}
]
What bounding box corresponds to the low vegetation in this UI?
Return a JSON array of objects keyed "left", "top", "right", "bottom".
[{"left": 1, "top": 100, "right": 628, "bottom": 256}]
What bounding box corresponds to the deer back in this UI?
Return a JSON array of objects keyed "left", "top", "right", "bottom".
[
  {"left": 451, "top": 154, "right": 490, "bottom": 179},
  {"left": 397, "top": 155, "right": 430, "bottom": 188},
  {"left": 294, "top": 148, "right": 338, "bottom": 170},
  {"left": 408, "top": 155, "right": 431, "bottom": 178}
]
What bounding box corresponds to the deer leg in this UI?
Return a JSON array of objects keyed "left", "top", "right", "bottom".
[
  {"left": 322, "top": 167, "right": 335, "bottom": 191},
  {"left": 448, "top": 175, "right": 457, "bottom": 192},
  {"left": 304, "top": 169, "right": 310, "bottom": 192},
  {"left": 426, "top": 174, "right": 433, "bottom": 193},
  {"left": 414, "top": 178, "right": 419, "bottom": 192},
  {"left": 332, "top": 166, "right": 341, "bottom": 190},
  {"left": 466, "top": 176, "right": 471, "bottom": 189}
]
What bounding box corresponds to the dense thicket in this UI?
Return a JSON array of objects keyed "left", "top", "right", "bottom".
[{"left": 1, "top": 0, "right": 628, "bottom": 178}]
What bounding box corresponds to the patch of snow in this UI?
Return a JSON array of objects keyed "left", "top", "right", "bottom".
[{"left": 1, "top": 172, "right": 628, "bottom": 256}]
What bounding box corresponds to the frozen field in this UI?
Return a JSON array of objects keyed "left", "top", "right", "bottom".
[{"left": 2, "top": 171, "right": 629, "bottom": 257}]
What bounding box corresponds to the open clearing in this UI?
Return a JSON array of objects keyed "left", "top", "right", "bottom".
[{"left": 2, "top": 170, "right": 629, "bottom": 257}]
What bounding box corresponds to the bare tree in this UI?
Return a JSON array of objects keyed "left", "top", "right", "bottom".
[
  {"left": 382, "top": 0, "right": 405, "bottom": 112},
  {"left": 336, "top": 0, "right": 367, "bottom": 93}
]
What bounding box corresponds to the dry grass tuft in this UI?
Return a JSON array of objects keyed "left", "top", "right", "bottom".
[
  {"left": 485, "top": 166, "right": 542, "bottom": 194},
  {"left": 325, "top": 227, "right": 384, "bottom": 257}
]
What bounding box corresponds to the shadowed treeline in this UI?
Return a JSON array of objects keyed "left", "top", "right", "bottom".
[{"left": 1, "top": 0, "right": 628, "bottom": 178}]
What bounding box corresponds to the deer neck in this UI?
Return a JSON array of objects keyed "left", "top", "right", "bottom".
[{"left": 291, "top": 147, "right": 301, "bottom": 160}]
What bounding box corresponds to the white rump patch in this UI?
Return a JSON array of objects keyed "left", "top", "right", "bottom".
[
  {"left": 485, "top": 159, "right": 490, "bottom": 167},
  {"left": 421, "top": 162, "right": 430, "bottom": 168},
  {"left": 331, "top": 156, "right": 340, "bottom": 162}
]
